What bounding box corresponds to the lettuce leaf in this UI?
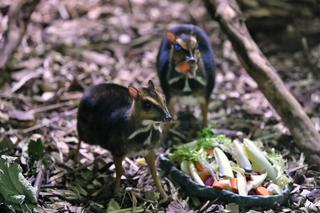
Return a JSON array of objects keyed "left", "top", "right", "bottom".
[{"left": 0, "top": 155, "right": 37, "bottom": 212}]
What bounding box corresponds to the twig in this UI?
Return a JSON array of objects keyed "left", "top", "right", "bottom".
[
  {"left": 30, "top": 100, "right": 78, "bottom": 114},
  {"left": 125, "top": 157, "right": 139, "bottom": 172},
  {"left": 11, "top": 69, "right": 42, "bottom": 92},
  {"left": 34, "top": 160, "right": 44, "bottom": 199}
]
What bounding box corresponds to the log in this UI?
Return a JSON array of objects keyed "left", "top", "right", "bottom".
[
  {"left": 0, "top": 0, "right": 40, "bottom": 71},
  {"left": 203, "top": 0, "right": 320, "bottom": 166}
]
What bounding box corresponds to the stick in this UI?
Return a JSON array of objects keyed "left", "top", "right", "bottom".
[
  {"left": 203, "top": 0, "right": 320, "bottom": 166},
  {"left": 34, "top": 160, "right": 44, "bottom": 199}
]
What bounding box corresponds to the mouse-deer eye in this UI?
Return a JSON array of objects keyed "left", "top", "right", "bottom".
[
  {"left": 174, "top": 43, "right": 182, "bottom": 51},
  {"left": 142, "top": 101, "right": 152, "bottom": 110}
]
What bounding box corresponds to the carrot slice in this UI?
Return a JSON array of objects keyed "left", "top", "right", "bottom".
[
  {"left": 199, "top": 170, "right": 210, "bottom": 182},
  {"left": 255, "top": 186, "right": 271, "bottom": 196},
  {"left": 195, "top": 161, "right": 205, "bottom": 172},
  {"left": 205, "top": 149, "right": 213, "bottom": 156},
  {"left": 230, "top": 178, "right": 238, "bottom": 192},
  {"left": 212, "top": 180, "right": 229, "bottom": 190}
]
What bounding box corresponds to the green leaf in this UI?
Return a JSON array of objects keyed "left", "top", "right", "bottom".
[
  {"left": 0, "top": 155, "right": 37, "bottom": 211},
  {"left": 0, "top": 137, "right": 15, "bottom": 154},
  {"left": 169, "top": 146, "right": 198, "bottom": 164},
  {"left": 28, "top": 138, "right": 44, "bottom": 161}
]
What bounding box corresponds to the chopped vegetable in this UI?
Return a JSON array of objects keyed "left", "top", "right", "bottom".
[
  {"left": 212, "top": 180, "right": 229, "bottom": 190},
  {"left": 189, "top": 161, "right": 204, "bottom": 186},
  {"left": 237, "top": 172, "right": 248, "bottom": 196},
  {"left": 255, "top": 186, "right": 271, "bottom": 196},
  {"left": 232, "top": 140, "right": 252, "bottom": 171},
  {"left": 199, "top": 170, "right": 210, "bottom": 182},
  {"left": 197, "top": 150, "right": 217, "bottom": 180},
  {"left": 180, "top": 160, "right": 190, "bottom": 174},
  {"left": 205, "top": 176, "right": 214, "bottom": 186},
  {"left": 197, "top": 128, "right": 231, "bottom": 151},
  {"left": 169, "top": 131, "right": 290, "bottom": 197},
  {"left": 230, "top": 178, "right": 238, "bottom": 192},
  {"left": 248, "top": 173, "right": 267, "bottom": 189},
  {"left": 267, "top": 149, "right": 292, "bottom": 187},
  {"left": 205, "top": 149, "right": 213, "bottom": 156},
  {"left": 195, "top": 161, "right": 205, "bottom": 172},
  {"left": 244, "top": 139, "right": 277, "bottom": 182},
  {"left": 267, "top": 183, "right": 282, "bottom": 195},
  {"left": 214, "top": 147, "right": 234, "bottom": 178},
  {"left": 169, "top": 146, "right": 198, "bottom": 164}
]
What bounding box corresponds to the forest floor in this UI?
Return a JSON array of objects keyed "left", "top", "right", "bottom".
[{"left": 0, "top": 0, "right": 319, "bottom": 212}]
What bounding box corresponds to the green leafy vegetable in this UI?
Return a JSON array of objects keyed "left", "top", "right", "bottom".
[
  {"left": 267, "top": 149, "right": 292, "bottom": 187},
  {"left": 169, "top": 146, "right": 198, "bottom": 164},
  {"left": 197, "top": 128, "right": 231, "bottom": 150},
  {"left": 28, "top": 138, "right": 44, "bottom": 161},
  {"left": 0, "top": 155, "right": 37, "bottom": 212}
]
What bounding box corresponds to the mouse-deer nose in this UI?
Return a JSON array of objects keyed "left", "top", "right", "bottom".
[
  {"left": 162, "top": 113, "right": 173, "bottom": 122},
  {"left": 187, "top": 57, "right": 196, "bottom": 64}
]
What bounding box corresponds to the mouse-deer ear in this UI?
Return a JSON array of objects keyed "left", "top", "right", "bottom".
[
  {"left": 166, "top": 32, "right": 177, "bottom": 44},
  {"left": 148, "top": 80, "right": 155, "bottom": 90},
  {"left": 128, "top": 86, "right": 139, "bottom": 100}
]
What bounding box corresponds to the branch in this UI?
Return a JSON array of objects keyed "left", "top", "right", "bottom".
[
  {"left": 203, "top": 0, "right": 320, "bottom": 166},
  {"left": 0, "top": 0, "right": 40, "bottom": 71}
]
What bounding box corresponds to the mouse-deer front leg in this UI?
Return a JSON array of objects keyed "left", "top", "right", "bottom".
[
  {"left": 144, "top": 150, "right": 168, "bottom": 200},
  {"left": 113, "top": 155, "right": 124, "bottom": 196}
]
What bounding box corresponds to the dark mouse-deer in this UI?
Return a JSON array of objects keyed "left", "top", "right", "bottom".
[
  {"left": 157, "top": 24, "right": 215, "bottom": 127},
  {"left": 77, "top": 80, "right": 172, "bottom": 199}
]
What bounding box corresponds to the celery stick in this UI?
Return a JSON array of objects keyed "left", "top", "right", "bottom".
[
  {"left": 267, "top": 183, "right": 282, "bottom": 194},
  {"left": 237, "top": 172, "right": 248, "bottom": 196},
  {"left": 214, "top": 147, "right": 234, "bottom": 178},
  {"left": 198, "top": 150, "right": 218, "bottom": 180},
  {"left": 189, "top": 161, "right": 205, "bottom": 186},
  {"left": 180, "top": 160, "right": 190, "bottom": 174},
  {"left": 244, "top": 139, "right": 277, "bottom": 182},
  {"left": 247, "top": 173, "right": 267, "bottom": 191},
  {"left": 232, "top": 140, "right": 252, "bottom": 171}
]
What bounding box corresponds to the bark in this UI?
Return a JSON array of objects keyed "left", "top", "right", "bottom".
[
  {"left": 0, "top": 0, "right": 40, "bottom": 71},
  {"left": 203, "top": 0, "right": 320, "bottom": 166}
]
